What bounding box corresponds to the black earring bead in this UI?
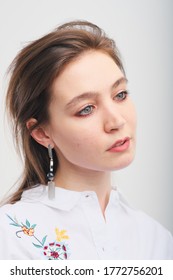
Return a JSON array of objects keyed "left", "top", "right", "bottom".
[{"left": 47, "top": 172, "right": 54, "bottom": 181}]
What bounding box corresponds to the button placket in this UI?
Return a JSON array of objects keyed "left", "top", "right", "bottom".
[{"left": 82, "top": 193, "right": 108, "bottom": 258}]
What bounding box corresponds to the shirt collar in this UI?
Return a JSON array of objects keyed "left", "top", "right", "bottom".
[
  {"left": 21, "top": 185, "right": 82, "bottom": 211},
  {"left": 21, "top": 184, "right": 125, "bottom": 211}
]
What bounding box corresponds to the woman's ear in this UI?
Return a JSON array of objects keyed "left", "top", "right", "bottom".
[{"left": 26, "top": 118, "right": 54, "bottom": 148}]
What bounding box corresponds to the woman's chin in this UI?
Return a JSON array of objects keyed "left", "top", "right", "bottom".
[{"left": 110, "top": 153, "right": 135, "bottom": 171}]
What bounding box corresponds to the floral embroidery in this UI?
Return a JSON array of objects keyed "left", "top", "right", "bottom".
[
  {"left": 7, "top": 214, "right": 70, "bottom": 260},
  {"left": 55, "top": 228, "right": 69, "bottom": 241},
  {"left": 43, "top": 242, "right": 68, "bottom": 260}
]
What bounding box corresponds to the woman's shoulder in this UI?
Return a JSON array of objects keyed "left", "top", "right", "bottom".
[
  {"left": 0, "top": 203, "right": 17, "bottom": 222},
  {"left": 0, "top": 201, "right": 36, "bottom": 232},
  {"left": 117, "top": 189, "right": 173, "bottom": 241},
  {"left": 116, "top": 189, "right": 173, "bottom": 258},
  {"left": 0, "top": 186, "right": 46, "bottom": 227},
  {"left": 136, "top": 208, "right": 172, "bottom": 239},
  {"left": 0, "top": 201, "right": 48, "bottom": 260}
]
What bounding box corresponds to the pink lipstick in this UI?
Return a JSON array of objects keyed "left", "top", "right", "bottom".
[{"left": 107, "top": 137, "right": 131, "bottom": 152}]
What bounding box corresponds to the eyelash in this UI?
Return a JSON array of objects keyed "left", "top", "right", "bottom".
[
  {"left": 114, "top": 90, "right": 129, "bottom": 101},
  {"left": 76, "top": 90, "right": 129, "bottom": 117},
  {"left": 77, "top": 104, "right": 95, "bottom": 117}
]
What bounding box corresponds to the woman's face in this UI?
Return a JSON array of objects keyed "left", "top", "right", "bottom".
[{"left": 46, "top": 51, "right": 137, "bottom": 172}]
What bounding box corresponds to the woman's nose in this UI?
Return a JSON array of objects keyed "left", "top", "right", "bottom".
[{"left": 103, "top": 105, "right": 126, "bottom": 133}]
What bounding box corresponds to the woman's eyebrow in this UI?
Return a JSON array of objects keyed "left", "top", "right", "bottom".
[
  {"left": 65, "top": 76, "right": 128, "bottom": 109},
  {"left": 65, "top": 92, "right": 99, "bottom": 109},
  {"left": 112, "top": 76, "right": 128, "bottom": 89}
]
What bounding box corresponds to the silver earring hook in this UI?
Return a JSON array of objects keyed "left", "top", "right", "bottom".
[{"left": 48, "top": 144, "right": 53, "bottom": 159}]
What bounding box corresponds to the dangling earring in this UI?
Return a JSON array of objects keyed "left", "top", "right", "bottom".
[{"left": 47, "top": 144, "right": 55, "bottom": 199}]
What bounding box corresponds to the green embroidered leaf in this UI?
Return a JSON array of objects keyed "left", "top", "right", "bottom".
[
  {"left": 55, "top": 247, "right": 61, "bottom": 252},
  {"left": 26, "top": 219, "right": 30, "bottom": 228},
  {"left": 6, "top": 214, "right": 17, "bottom": 224},
  {"left": 31, "top": 224, "right": 37, "bottom": 229},
  {"left": 9, "top": 223, "right": 21, "bottom": 227},
  {"left": 42, "top": 235, "right": 47, "bottom": 246},
  {"left": 32, "top": 243, "right": 43, "bottom": 248},
  {"left": 7, "top": 215, "right": 21, "bottom": 227}
]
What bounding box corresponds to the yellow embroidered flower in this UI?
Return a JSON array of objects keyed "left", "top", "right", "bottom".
[{"left": 55, "top": 228, "right": 69, "bottom": 242}]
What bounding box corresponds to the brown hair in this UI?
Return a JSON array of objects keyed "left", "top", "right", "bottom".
[{"left": 5, "top": 20, "right": 125, "bottom": 204}]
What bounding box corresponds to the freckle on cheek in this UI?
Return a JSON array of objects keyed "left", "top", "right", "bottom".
[{"left": 74, "top": 142, "right": 81, "bottom": 149}]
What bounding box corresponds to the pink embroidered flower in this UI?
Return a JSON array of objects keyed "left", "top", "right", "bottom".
[
  {"left": 51, "top": 251, "right": 59, "bottom": 258},
  {"left": 62, "top": 245, "right": 66, "bottom": 251},
  {"left": 43, "top": 241, "right": 69, "bottom": 260}
]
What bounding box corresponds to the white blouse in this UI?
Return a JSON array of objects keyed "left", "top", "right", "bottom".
[{"left": 0, "top": 185, "right": 172, "bottom": 260}]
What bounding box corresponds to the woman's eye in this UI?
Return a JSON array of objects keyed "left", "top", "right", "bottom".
[
  {"left": 77, "top": 105, "right": 94, "bottom": 116},
  {"left": 115, "top": 90, "right": 128, "bottom": 101}
]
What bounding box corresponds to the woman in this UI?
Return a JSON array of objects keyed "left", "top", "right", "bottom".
[{"left": 0, "top": 20, "right": 172, "bottom": 260}]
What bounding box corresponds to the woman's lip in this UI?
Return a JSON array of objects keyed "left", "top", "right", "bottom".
[{"left": 107, "top": 137, "right": 131, "bottom": 152}]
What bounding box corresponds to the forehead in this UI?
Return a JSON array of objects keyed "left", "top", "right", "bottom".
[{"left": 51, "top": 51, "right": 124, "bottom": 100}]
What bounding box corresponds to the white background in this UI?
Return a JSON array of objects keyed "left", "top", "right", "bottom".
[{"left": 0, "top": 0, "right": 172, "bottom": 234}]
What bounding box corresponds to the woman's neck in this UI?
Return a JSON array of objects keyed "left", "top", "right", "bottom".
[{"left": 54, "top": 162, "right": 112, "bottom": 214}]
